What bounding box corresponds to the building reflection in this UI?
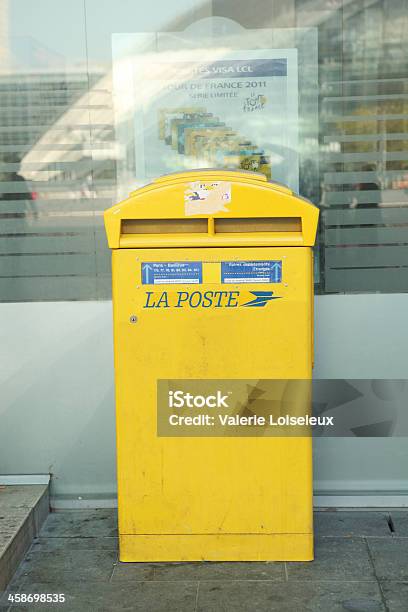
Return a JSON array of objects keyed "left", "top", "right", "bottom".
[{"left": 0, "top": 0, "right": 408, "bottom": 299}]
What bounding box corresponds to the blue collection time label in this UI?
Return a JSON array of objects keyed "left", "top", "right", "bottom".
[
  {"left": 221, "top": 261, "right": 282, "bottom": 284},
  {"left": 142, "top": 262, "right": 202, "bottom": 285}
]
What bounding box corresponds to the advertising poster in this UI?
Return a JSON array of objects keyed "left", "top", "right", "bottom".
[{"left": 132, "top": 49, "right": 299, "bottom": 190}]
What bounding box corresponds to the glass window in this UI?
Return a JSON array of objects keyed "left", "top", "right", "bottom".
[
  {"left": 0, "top": 0, "right": 407, "bottom": 300},
  {"left": 319, "top": 0, "right": 408, "bottom": 293}
]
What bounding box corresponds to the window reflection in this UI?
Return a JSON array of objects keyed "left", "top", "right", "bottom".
[
  {"left": 0, "top": 0, "right": 407, "bottom": 299},
  {"left": 320, "top": 0, "right": 408, "bottom": 293}
]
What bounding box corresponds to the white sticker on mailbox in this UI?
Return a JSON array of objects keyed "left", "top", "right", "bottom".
[{"left": 184, "top": 181, "right": 231, "bottom": 216}]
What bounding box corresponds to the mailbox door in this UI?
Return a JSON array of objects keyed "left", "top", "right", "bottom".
[{"left": 113, "top": 246, "right": 313, "bottom": 537}]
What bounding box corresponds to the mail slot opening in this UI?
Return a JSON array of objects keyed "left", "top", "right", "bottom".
[
  {"left": 214, "top": 217, "right": 302, "bottom": 233},
  {"left": 121, "top": 218, "right": 208, "bottom": 234}
]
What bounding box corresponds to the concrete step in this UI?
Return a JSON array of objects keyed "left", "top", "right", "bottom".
[{"left": 0, "top": 484, "right": 49, "bottom": 591}]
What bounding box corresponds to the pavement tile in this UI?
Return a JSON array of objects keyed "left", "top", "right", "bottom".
[
  {"left": 11, "top": 549, "right": 117, "bottom": 584},
  {"left": 112, "top": 560, "right": 285, "bottom": 582},
  {"left": 287, "top": 537, "right": 376, "bottom": 581},
  {"left": 379, "top": 580, "right": 408, "bottom": 612},
  {"left": 315, "top": 512, "right": 390, "bottom": 538},
  {"left": 388, "top": 512, "right": 408, "bottom": 537},
  {"left": 153, "top": 561, "right": 285, "bottom": 581},
  {"left": 39, "top": 510, "right": 117, "bottom": 538},
  {"left": 196, "top": 579, "right": 384, "bottom": 612},
  {"left": 30, "top": 536, "right": 118, "bottom": 552},
  {"left": 366, "top": 538, "right": 408, "bottom": 581},
  {"left": 3, "top": 580, "right": 198, "bottom": 612},
  {"left": 111, "top": 562, "right": 156, "bottom": 581}
]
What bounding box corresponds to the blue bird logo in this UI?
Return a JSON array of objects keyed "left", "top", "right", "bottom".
[{"left": 242, "top": 291, "right": 280, "bottom": 307}]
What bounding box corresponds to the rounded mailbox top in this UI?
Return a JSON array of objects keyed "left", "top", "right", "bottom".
[
  {"left": 132, "top": 169, "right": 293, "bottom": 196},
  {"left": 104, "top": 169, "right": 319, "bottom": 249},
  {"left": 153, "top": 168, "right": 269, "bottom": 183}
]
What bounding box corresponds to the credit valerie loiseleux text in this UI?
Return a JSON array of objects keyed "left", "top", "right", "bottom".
[{"left": 166, "top": 390, "right": 334, "bottom": 428}]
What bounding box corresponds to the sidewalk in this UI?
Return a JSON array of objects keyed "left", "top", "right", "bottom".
[{"left": 1, "top": 509, "right": 407, "bottom": 611}]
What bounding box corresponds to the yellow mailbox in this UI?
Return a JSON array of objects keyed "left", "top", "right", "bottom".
[{"left": 105, "top": 169, "right": 319, "bottom": 562}]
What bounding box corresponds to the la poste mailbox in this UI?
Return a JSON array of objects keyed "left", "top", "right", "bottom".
[{"left": 104, "top": 170, "right": 319, "bottom": 562}]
